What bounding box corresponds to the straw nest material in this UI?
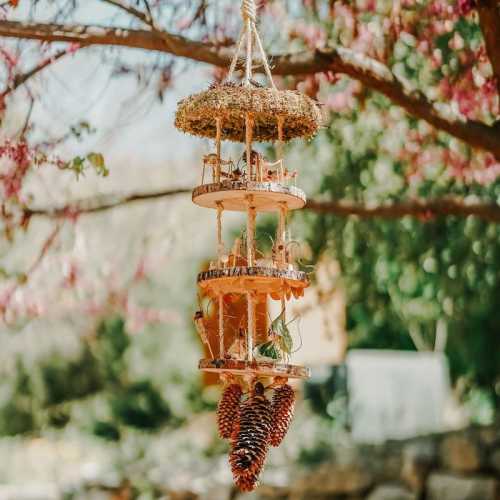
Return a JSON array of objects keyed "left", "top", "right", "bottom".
[{"left": 175, "top": 83, "right": 323, "bottom": 142}]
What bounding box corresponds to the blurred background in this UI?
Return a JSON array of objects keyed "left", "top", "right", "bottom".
[{"left": 0, "top": 1, "right": 499, "bottom": 499}]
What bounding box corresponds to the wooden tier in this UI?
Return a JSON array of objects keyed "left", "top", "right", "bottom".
[
  {"left": 197, "top": 266, "right": 309, "bottom": 296},
  {"left": 192, "top": 181, "right": 306, "bottom": 212},
  {"left": 199, "top": 358, "right": 311, "bottom": 380}
]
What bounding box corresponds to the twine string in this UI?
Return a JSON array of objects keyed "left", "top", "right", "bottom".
[
  {"left": 252, "top": 24, "right": 276, "bottom": 89},
  {"left": 241, "top": 0, "right": 257, "bottom": 23},
  {"left": 227, "top": 30, "right": 245, "bottom": 81},
  {"left": 244, "top": 18, "right": 253, "bottom": 85},
  {"left": 226, "top": 0, "right": 276, "bottom": 88}
]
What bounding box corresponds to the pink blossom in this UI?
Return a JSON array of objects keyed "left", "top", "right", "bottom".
[
  {"left": 457, "top": 0, "right": 476, "bottom": 16},
  {"left": 290, "top": 21, "right": 326, "bottom": 48}
]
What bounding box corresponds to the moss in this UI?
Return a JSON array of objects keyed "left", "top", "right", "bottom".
[{"left": 175, "top": 83, "right": 323, "bottom": 142}]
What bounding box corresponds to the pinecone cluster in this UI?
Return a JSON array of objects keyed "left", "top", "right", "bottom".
[
  {"left": 216, "top": 379, "right": 296, "bottom": 492},
  {"left": 217, "top": 383, "right": 243, "bottom": 439},
  {"left": 270, "top": 383, "right": 295, "bottom": 447},
  {"left": 229, "top": 382, "right": 272, "bottom": 492}
]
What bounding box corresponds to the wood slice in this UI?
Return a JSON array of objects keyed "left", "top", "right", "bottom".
[
  {"left": 197, "top": 266, "right": 309, "bottom": 296},
  {"left": 199, "top": 358, "right": 311, "bottom": 380},
  {"left": 192, "top": 181, "right": 306, "bottom": 212}
]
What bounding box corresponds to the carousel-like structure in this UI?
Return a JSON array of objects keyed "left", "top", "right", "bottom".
[{"left": 175, "top": 0, "right": 322, "bottom": 491}]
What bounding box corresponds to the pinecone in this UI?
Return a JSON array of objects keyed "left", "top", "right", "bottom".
[
  {"left": 234, "top": 472, "right": 259, "bottom": 492},
  {"left": 217, "top": 383, "right": 243, "bottom": 439},
  {"left": 270, "top": 384, "right": 295, "bottom": 447},
  {"left": 229, "top": 382, "right": 272, "bottom": 488}
]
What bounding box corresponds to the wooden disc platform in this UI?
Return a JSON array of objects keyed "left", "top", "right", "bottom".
[
  {"left": 197, "top": 266, "right": 309, "bottom": 296},
  {"left": 199, "top": 358, "right": 311, "bottom": 380},
  {"left": 192, "top": 181, "right": 306, "bottom": 212}
]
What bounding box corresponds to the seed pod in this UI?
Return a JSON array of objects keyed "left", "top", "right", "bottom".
[
  {"left": 234, "top": 472, "right": 259, "bottom": 492},
  {"left": 217, "top": 383, "right": 243, "bottom": 439},
  {"left": 270, "top": 383, "right": 295, "bottom": 447},
  {"left": 229, "top": 382, "right": 272, "bottom": 490}
]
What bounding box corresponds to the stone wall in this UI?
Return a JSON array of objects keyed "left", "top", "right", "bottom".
[
  {"left": 237, "top": 424, "right": 500, "bottom": 500},
  {"left": 48, "top": 423, "right": 499, "bottom": 500}
]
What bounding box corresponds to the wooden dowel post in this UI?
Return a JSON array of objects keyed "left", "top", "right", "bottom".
[
  {"left": 247, "top": 292, "right": 254, "bottom": 361},
  {"left": 215, "top": 117, "right": 222, "bottom": 183},
  {"left": 277, "top": 201, "right": 287, "bottom": 268},
  {"left": 277, "top": 116, "right": 284, "bottom": 184},
  {"left": 246, "top": 195, "right": 256, "bottom": 267},
  {"left": 218, "top": 294, "right": 224, "bottom": 358},
  {"left": 277, "top": 116, "right": 284, "bottom": 160},
  {"left": 216, "top": 201, "right": 224, "bottom": 268},
  {"left": 245, "top": 113, "right": 253, "bottom": 180}
]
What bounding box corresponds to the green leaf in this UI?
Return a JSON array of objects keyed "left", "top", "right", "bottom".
[
  {"left": 256, "top": 341, "right": 281, "bottom": 360},
  {"left": 86, "top": 152, "right": 109, "bottom": 177},
  {"left": 277, "top": 321, "right": 293, "bottom": 354}
]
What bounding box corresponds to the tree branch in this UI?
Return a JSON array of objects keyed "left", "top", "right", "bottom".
[
  {"left": 24, "top": 188, "right": 500, "bottom": 222},
  {"left": 1, "top": 49, "right": 68, "bottom": 98},
  {"left": 305, "top": 197, "right": 500, "bottom": 222},
  {"left": 0, "top": 222, "right": 62, "bottom": 320},
  {"left": 101, "top": 0, "right": 149, "bottom": 22},
  {"left": 477, "top": 0, "right": 500, "bottom": 96},
  {"left": 26, "top": 187, "right": 191, "bottom": 218},
  {"left": 0, "top": 21, "right": 499, "bottom": 157}
]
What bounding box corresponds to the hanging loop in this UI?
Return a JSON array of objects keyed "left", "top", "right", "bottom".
[
  {"left": 241, "top": 0, "right": 257, "bottom": 23},
  {"left": 226, "top": 0, "right": 276, "bottom": 89}
]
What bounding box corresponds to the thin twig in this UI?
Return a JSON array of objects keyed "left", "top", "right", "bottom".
[{"left": 1, "top": 49, "right": 68, "bottom": 99}]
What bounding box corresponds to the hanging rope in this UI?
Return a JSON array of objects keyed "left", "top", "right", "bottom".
[
  {"left": 227, "top": 30, "right": 246, "bottom": 81},
  {"left": 226, "top": 0, "right": 276, "bottom": 89},
  {"left": 241, "top": 0, "right": 257, "bottom": 23},
  {"left": 252, "top": 24, "right": 276, "bottom": 90},
  {"left": 244, "top": 18, "right": 253, "bottom": 86}
]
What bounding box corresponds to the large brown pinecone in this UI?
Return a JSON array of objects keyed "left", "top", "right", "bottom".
[
  {"left": 234, "top": 472, "right": 259, "bottom": 492},
  {"left": 217, "top": 383, "right": 243, "bottom": 439},
  {"left": 229, "top": 382, "right": 272, "bottom": 490},
  {"left": 270, "top": 384, "right": 295, "bottom": 447}
]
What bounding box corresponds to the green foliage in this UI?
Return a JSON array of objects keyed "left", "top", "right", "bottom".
[
  {"left": 289, "top": 111, "right": 500, "bottom": 408},
  {"left": 184, "top": 381, "right": 218, "bottom": 414},
  {"left": 92, "top": 420, "right": 121, "bottom": 441},
  {"left": 110, "top": 381, "right": 171, "bottom": 431},
  {"left": 62, "top": 152, "right": 109, "bottom": 179},
  {"left": 304, "top": 366, "right": 349, "bottom": 423},
  {"left": 202, "top": 432, "right": 230, "bottom": 458},
  {"left": 94, "top": 316, "right": 130, "bottom": 384},
  {"left": 0, "top": 359, "right": 35, "bottom": 435},
  {"left": 255, "top": 340, "right": 281, "bottom": 360},
  {"left": 297, "top": 440, "right": 334, "bottom": 468},
  {"left": 0, "top": 316, "right": 181, "bottom": 437},
  {"left": 302, "top": 205, "right": 500, "bottom": 405},
  {"left": 0, "top": 401, "right": 35, "bottom": 436},
  {"left": 39, "top": 345, "right": 103, "bottom": 406}
]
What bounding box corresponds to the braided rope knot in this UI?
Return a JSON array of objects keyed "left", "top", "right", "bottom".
[{"left": 241, "top": 0, "right": 256, "bottom": 23}]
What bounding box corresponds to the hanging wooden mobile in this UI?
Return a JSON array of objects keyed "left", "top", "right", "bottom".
[{"left": 175, "top": 0, "right": 321, "bottom": 492}]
